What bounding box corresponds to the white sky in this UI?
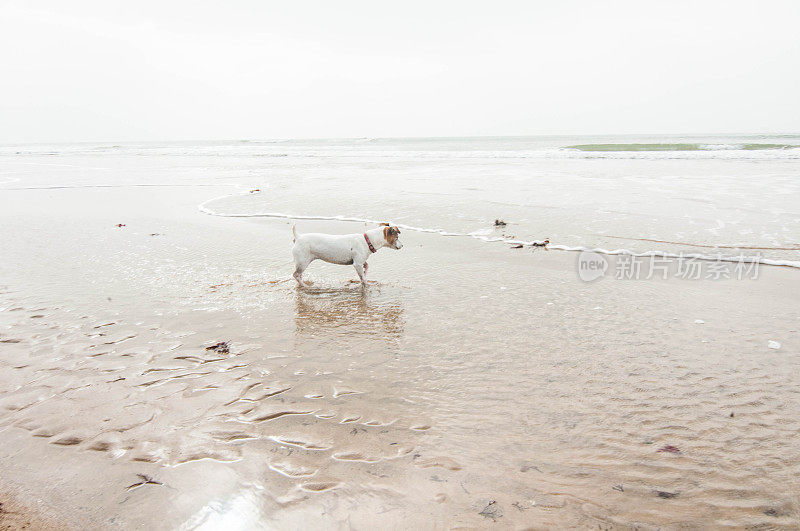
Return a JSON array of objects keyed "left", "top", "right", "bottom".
[{"left": 1, "top": 1, "right": 798, "bottom": 142}]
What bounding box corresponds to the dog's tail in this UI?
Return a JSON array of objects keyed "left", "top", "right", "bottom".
[{"left": 291, "top": 224, "right": 298, "bottom": 243}]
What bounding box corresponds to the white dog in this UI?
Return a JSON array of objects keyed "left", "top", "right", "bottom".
[{"left": 291, "top": 223, "right": 403, "bottom": 287}]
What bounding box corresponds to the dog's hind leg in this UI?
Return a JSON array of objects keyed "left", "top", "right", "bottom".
[
  {"left": 293, "top": 263, "right": 312, "bottom": 287},
  {"left": 293, "top": 257, "right": 313, "bottom": 287}
]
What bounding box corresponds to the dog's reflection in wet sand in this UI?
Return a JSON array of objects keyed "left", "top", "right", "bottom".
[{"left": 293, "top": 286, "right": 404, "bottom": 341}]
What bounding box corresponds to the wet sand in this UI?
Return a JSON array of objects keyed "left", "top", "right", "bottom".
[
  {"left": 0, "top": 488, "right": 63, "bottom": 530},
  {"left": 1, "top": 185, "right": 799, "bottom": 529}
]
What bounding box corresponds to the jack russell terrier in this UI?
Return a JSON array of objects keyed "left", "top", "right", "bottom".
[{"left": 291, "top": 223, "right": 403, "bottom": 287}]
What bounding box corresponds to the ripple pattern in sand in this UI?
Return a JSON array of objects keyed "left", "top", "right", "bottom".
[{"left": 0, "top": 302, "right": 430, "bottom": 503}]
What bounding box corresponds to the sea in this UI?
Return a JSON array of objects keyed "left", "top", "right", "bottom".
[{"left": 3, "top": 134, "right": 799, "bottom": 267}]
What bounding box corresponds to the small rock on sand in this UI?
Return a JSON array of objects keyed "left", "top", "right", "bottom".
[
  {"left": 768, "top": 340, "right": 781, "bottom": 350},
  {"left": 655, "top": 490, "right": 678, "bottom": 499}
]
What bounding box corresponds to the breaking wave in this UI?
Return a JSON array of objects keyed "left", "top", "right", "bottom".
[{"left": 566, "top": 143, "right": 798, "bottom": 152}]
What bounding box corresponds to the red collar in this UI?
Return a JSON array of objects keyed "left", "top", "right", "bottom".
[{"left": 364, "top": 233, "right": 376, "bottom": 253}]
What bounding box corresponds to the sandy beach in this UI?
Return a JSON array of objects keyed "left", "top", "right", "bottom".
[
  {"left": 3, "top": 0, "right": 800, "bottom": 526},
  {"left": 1, "top": 143, "right": 799, "bottom": 529}
]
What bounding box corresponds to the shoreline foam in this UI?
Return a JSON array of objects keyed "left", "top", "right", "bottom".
[{"left": 198, "top": 189, "right": 800, "bottom": 269}]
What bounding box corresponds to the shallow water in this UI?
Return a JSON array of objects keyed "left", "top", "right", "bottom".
[
  {"left": 3, "top": 134, "right": 800, "bottom": 264},
  {"left": 1, "top": 140, "right": 800, "bottom": 528}
]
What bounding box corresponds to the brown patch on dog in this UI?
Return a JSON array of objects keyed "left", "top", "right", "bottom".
[
  {"left": 379, "top": 222, "right": 390, "bottom": 227},
  {"left": 383, "top": 226, "right": 400, "bottom": 246}
]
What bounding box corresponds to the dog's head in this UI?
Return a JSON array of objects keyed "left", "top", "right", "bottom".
[{"left": 380, "top": 223, "right": 403, "bottom": 250}]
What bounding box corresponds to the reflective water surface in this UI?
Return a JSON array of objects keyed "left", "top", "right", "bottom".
[{"left": 1, "top": 144, "right": 799, "bottom": 528}]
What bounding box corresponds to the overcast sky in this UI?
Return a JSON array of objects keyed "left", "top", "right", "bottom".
[{"left": 1, "top": 1, "right": 798, "bottom": 142}]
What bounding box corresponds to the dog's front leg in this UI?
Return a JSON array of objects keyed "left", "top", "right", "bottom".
[{"left": 353, "top": 262, "right": 367, "bottom": 286}]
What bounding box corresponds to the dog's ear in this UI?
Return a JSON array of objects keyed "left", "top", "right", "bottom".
[{"left": 379, "top": 222, "right": 390, "bottom": 227}]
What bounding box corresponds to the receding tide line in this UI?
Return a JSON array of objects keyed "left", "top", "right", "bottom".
[
  {"left": 198, "top": 190, "right": 800, "bottom": 270},
  {"left": 600, "top": 235, "right": 800, "bottom": 251}
]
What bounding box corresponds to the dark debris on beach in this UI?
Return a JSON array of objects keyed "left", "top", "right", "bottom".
[
  {"left": 126, "top": 474, "right": 163, "bottom": 490},
  {"left": 655, "top": 490, "right": 679, "bottom": 499},
  {"left": 508, "top": 238, "right": 550, "bottom": 250},
  {"left": 478, "top": 500, "right": 502, "bottom": 520},
  {"left": 657, "top": 445, "right": 681, "bottom": 454},
  {"left": 492, "top": 218, "right": 552, "bottom": 249},
  {"left": 205, "top": 341, "right": 230, "bottom": 354}
]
